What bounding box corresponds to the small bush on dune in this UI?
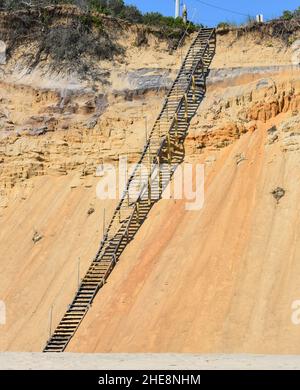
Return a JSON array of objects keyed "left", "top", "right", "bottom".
[
  {"left": 119, "top": 5, "right": 142, "bottom": 24},
  {"left": 281, "top": 8, "right": 300, "bottom": 21},
  {"left": 217, "top": 22, "right": 231, "bottom": 29},
  {"left": 281, "top": 10, "right": 294, "bottom": 21},
  {"left": 44, "top": 25, "right": 116, "bottom": 63},
  {"left": 2, "top": 8, "right": 123, "bottom": 76}
]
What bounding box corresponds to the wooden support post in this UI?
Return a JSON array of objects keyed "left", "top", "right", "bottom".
[
  {"left": 148, "top": 176, "right": 151, "bottom": 206},
  {"left": 174, "top": 113, "right": 178, "bottom": 141},
  {"left": 136, "top": 202, "right": 140, "bottom": 224},
  {"left": 167, "top": 133, "right": 171, "bottom": 164},
  {"left": 192, "top": 47, "right": 194, "bottom": 67},
  {"left": 166, "top": 102, "right": 169, "bottom": 122},
  {"left": 192, "top": 76, "right": 196, "bottom": 103},
  {"left": 200, "top": 58, "right": 205, "bottom": 78},
  {"left": 148, "top": 139, "right": 151, "bottom": 168},
  {"left": 157, "top": 155, "right": 161, "bottom": 195},
  {"left": 184, "top": 93, "right": 188, "bottom": 123}
]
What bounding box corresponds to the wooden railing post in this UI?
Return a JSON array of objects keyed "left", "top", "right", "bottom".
[
  {"left": 157, "top": 155, "right": 161, "bottom": 195},
  {"left": 148, "top": 176, "right": 151, "bottom": 206},
  {"left": 166, "top": 102, "right": 169, "bottom": 122},
  {"left": 184, "top": 93, "right": 188, "bottom": 123},
  {"left": 192, "top": 76, "right": 196, "bottom": 103},
  {"left": 136, "top": 202, "right": 140, "bottom": 224},
  {"left": 167, "top": 133, "right": 171, "bottom": 164},
  {"left": 174, "top": 113, "right": 178, "bottom": 141}
]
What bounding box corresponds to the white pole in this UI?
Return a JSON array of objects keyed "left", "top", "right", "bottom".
[
  {"left": 183, "top": 4, "right": 187, "bottom": 24},
  {"left": 175, "top": 0, "right": 180, "bottom": 18}
]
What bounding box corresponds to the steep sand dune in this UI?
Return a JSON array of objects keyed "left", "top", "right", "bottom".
[
  {"left": 68, "top": 116, "right": 300, "bottom": 353},
  {"left": 1, "top": 71, "right": 299, "bottom": 352},
  {"left": 0, "top": 175, "right": 117, "bottom": 351},
  {"left": 1, "top": 75, "right": 300, "bottom": 352},
  {"left": 0, "top": 16, "right": 299, "bottom": 352}
]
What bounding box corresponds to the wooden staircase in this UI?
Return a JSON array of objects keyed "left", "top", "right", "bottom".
[{"left": 43, "top": 27, "right": 216, "bottom": 352}]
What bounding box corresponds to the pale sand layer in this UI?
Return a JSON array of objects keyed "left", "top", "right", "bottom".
[{"left": 1, "top": 353, "right": 300, "bottom": 370}]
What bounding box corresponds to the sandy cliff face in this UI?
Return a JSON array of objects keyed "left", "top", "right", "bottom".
[
  {"left": 0, "top": 84, "right": 166, "bottom": 208},
  {"left": 0, "top": 12, "right": 300, "bottom": 352},
  {"left": 67, "top": 72, "right": 300, "bottom": 353},
  {"left": 69, "top": 112, "right": 300, "bottom": 354}
]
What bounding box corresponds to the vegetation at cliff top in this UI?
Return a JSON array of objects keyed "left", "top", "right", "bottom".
[
  {"left": 280, "top": 7, "right": 300, "bottom": 21},
  {"left": 216, "top": 6, "right": 299, "bottom": 46},
  {"left": 0, "top": 1, "right": 201, "bottom": 77},
  {"left": 217, "top": 6, "right": 300, "bottom": 29},
  {"left": 0, "top": 0, "right": 201, "bottom": 31}
]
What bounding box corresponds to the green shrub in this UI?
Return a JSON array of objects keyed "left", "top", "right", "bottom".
[
  {"left": 217, "top": 22, "right": 231, "bottom": 29},
  {"left": 89, "top": 0, "right": 124, "bottom": 16},
  {"left": 79, "top": 13, "right": 103, "bottom": 30},
  {"left": 0, "top": 1, "right": 202, "bottom": 32},
  {"left": 119, "top": 5, "right": 143, "bottom": 23},
  {"left": 282, "top": 10, "right": 294, "bottom": 20},
  {"left": 280, "top": 7, "right": 300, "bottom": 20},
  {"left": 1, "top": 0, "right": 73, "bottom": 9},
  {"left": 2, "top": 8, "right": 122, "bottom": 75}
]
